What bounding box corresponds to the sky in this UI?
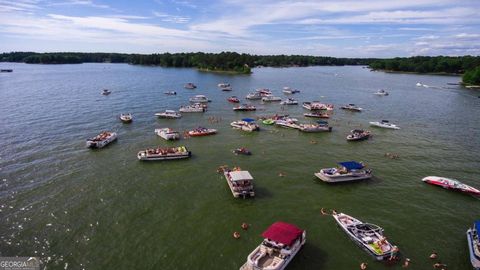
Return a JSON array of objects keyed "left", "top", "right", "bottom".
[{"left": 0, "top": 0, "right": 480, "bottom": 57}]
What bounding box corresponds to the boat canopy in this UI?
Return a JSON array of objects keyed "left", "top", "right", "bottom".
[
  {"left": 317, "top": 120, "right": 329, "bottom": 125},
  {"left": 242, "top": 118, "right": 255, "bottom": 122},
  {"left": 229, "top": 171, "right": 253, "bottom": 182},
  {"left": 338, "top": 161, "right": 364, "bottom": 170},
  {"left": 381, "top": 120, "right": 390, "bottom": 123},
  {"left": 262, "top": 222, "right": 304, "bottom": 246},
  {"left": 475, "top": 220, "right": 480, "bottom": 230}
]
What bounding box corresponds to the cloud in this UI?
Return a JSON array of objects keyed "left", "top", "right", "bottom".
[
  {"left": 152, "top": 11, "right": 190, "bottom": 23},
  {"left": 47, "top": 0, "right": 110, "bottom": 9}
]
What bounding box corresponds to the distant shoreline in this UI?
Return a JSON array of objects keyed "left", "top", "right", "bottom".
[
  {"left": 370, "top": 68, "right": 462, "bottom": 76},
  {"left": 197, "top": 68, "right": 252, "bottom": 75}
]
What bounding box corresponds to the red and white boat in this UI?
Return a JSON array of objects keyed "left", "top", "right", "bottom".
[
  {"left": 422, "top": 176, "right": 480, "bottom": 196},
  {"left": 187, "top": 127, "right": 217, "bottom": 137},
  {"left": 227, "top": 96, "right": 240, "bottom": 103}
]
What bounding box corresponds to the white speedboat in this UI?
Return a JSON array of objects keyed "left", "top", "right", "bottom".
[
  {"left": 218, "top": 83, "right": 230, "bottom": 88},
  {"left": 341, "top": 104, "right": 363, "bottom": 112},
  {"left": 369, "top": 120, "right": 400, "bottom": 130},
  {"left": 467, "top": 220, "right": 480, "bottom": 269},
  {"left": 233, "top": 104, "right": 256, "bottom": 111},
  {"left": 282, "top": 87, "right": 300, "bottom": 94},
  {"left": 302, "top": 101, "right": 334, "bottom": 111},
  {"left": 137, "top": 146, "right": 191, "bottom": 161},
  {"left": 220, "top": 166, "right": 255, "bottom": 198},
  {"left": 155, "top": 128, "right": 180, "bottom": 140},
  {"left": 231, "top": 118, "right": 260, "bottom": 132},
  {"left": 374, "top": 89, "right": 389, "bottom": 96},
  {"left": 164, "top": 91, "right": 176, "bottom": 95},
  {"left": 155, "top": 110, "right": 182, "bottom": 119},
  {"left": 333, "top": 212, "right": 397, "bottom": 261},
  {"left": 86, "top": 131, "right": 117, "bottom": 148},
  {"left": 184, "top": 83, "right": 197, "bottom": 89},
  {"left": 119, "top": 113, "right": 132, "bottom": 123},
  {"left": 262, "top": 95, "right": 282, "bottom": 102},
  {"left": 275, "top": 119, "right": 300, "bottom": 129},
  {"left": 102, "top": 89, "right": 111, "bottom": 95},
  {"left": 246, "top": 92, "right": 262, "bottom": 100},
  {"left": 304, "top": 112, "right": 330, "bottom": 118},
  {"left": 280, "top": 98, "right": 298, "bottom": 105},
  {"left": 240, "top": 222, "right": 306, "bottom": 270},
  {"left": 298, "top": 122, "right": 332, "bottom": 132},
  {"left": 179, "top": 103, "right": 206, "bottom": 113},
  {"left": 315, "top": 161, "right": 372, "bottom": 183},
  {"left": 347, "top": 129, "right": 371, "bottom": 141},
  {"left": 189, "top": 95, "right": 210, "bottom": 103}
]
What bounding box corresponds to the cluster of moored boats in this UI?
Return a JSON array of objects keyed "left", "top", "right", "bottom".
[{"left": 92, "top": 82, "right": 478, "bottom": 269}]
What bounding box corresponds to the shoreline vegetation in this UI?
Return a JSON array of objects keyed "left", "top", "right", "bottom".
[{"left": 1, "top": 52, "right": 480, "bottom": 85}]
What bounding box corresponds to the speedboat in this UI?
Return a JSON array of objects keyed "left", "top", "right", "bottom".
[
  {"left": 298, "top": 123, "right": 332, "bottom": 132},
  {"left": 221, "top": 86, "right": 233, "bottom": 91},
  {"left": 119, "top": 113, "right": 132, "bottom": 123},
  {"left": 227, "top": 96, "right": 240, "bottom": 103},
  {"left": 422, "top": 176, "right": 480, "bottom": 196},
  {"left": 416, "top": 82, "right": 422, "bottom": 87},
  {"left": 164, "top": 91, "right": 176, "bottom": 95},
  {"left": 233, "top": 104, "right": 256, "bottom": 111},
  {"left": 333, "top": 212, "right": 397, "bottom": 261},
  {"left": 187, "top": 127, "right": 217, "bottom": 137},
  {"left": 302, "top": 101, "right": 334, "bottom": 111},
  {"left": 86, "top": 131, "right": 117, "bottom": 148},
  {"left": 304, "top": 112, "right": 330, "bottom": 118},
  {"left": 347, "top": 129, "right": 371, "bottom": 141},
  {"left": 219, "top": 166, "right": 255, "bottom": 198},
  {"left": 155, "top": 128, "right": 180, "bottom": 140},
  {"left": 246, "top": 92, "right": 262, "bottom": 100},
  {"left": 467, "top": 220, "right": 480, "bottom": 269},
  {"left": 240, "top": 222, "right": 306, "bottom": 270},
  {"left": 137, "top": 146, "right": 191, "bottom": 161},
  {"left": 233, "top": 148, "right": 252, "bottom": 155},
  {"left": 184, "top": 83, "right": 197, "bottom": 89},
  {"left": 189, "top": 95, "right": 210, "bottom": 103},
  {"left": 275, "top": 119, "right": 300, "bottom": 129},
  {"left": 341, "top": 104, "right": 363, "bottom": 112},
  {"left": 218, "top": 83, "right": 230, "bottom": 88},
  {"left": 369, "top": 120, "right": 400, "bottom": 130},
  {"left": 374, "top": 89, "right": 389, "bottom": 96},
  {"left": 179, "top": 103, "right": 206, "bottom": 113},
  {"left": 282, "top": 87, "right": 300, "bottom": 94},
  {"left": 102, "top": 89, "right": 111, "bottom": 95},
  {"left": 155, "top": 110, "right": 182, "bottom": 119},
  {"left": 315, "top": 161, "right": 372, "bottom": 183},
  {"left": 256, "top": 88, "right": 272, "bottom": 96},
  {"left": 280, "top": 98, "right": 298, "bottom": 105},
  {"left": 262, "top": 95, "right": 282, "bottom": 102},
  {"left": 231, "top": 118, "right": 260, "bottom": 132}
]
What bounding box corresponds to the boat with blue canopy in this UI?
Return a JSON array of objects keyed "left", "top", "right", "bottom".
[
  {"left": 467, "top": 220, "right": 480, "bottom": 269},
  {"left": 314, "top": 161, "right": 372, "bottom": 183}
]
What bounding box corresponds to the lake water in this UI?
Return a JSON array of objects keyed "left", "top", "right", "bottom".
[{"left": 1, "top": 63, "right": 479, "bottom": 270}]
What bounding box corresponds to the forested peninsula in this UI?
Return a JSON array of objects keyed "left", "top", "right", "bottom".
[{"left": 1, "top": 52, "right": 480, "bottom": 84}]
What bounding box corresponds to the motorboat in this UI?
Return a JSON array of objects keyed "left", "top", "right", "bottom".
[
  {"left": 374, "top": 89, "right": 389, "bottom": 96},
  {"left": 240, "top": 222, "right": 306, "bottom": 270},
  {"left": 467, "top": 220, "right": 480, "bottom": 269},
  {"left": 282, "top": 87, "right": 300, "bottom": 94},
  {"left": 227, "top": 96, "right": 240, "bottom": 103},
  {"left": 262, "top": 95, "right": 282, "bottom": 102},
  {"left": 422, "top": 176, "right": 480, "bottom": 196},
  {"left": 187, "top": 127, "right": 217, "bottom": 137},
  {"left": 102, "top": 89, "right": 111, "bottom": 95},
  {"left": 189, "top": 95, "right": 210, "bottom": 103},
  {"left": 233, "top": 148, "right": 252, "bottom": 155},
  {"left": 280, "top": 98, "right": 298, "bottom": 105},
  {"left": 369, "top": 120, "right": 400, "bottom": 130},
  {"left": 219, "top": 166, "right": 255, "bottom": 198},
  {"left": 347, "top": 129, "right": 371, "bottom": 141},
  {"left": 246, "top": 92, "right": 262, "bottom": 100},
  {"left": 86, "top": 131, "right": 117, "bottom": 148},
  {"left": 184, "top": 83, "right": 197, "bottom": 89},
  {"left": 119, "top": 113, "right": 132, "bottom": 123},
  {"left": 218, "top": 83, "right": 230, "bottom": 88},
  {"left": 333, "top": 212, "right": 397, "bottom": 261},
  {"left": 155, "top": 110, "right": 182, "bottom": 119},
  {"left": 155, "top": 128, "right": 180, "bottom": 140},
  {"left": 221, "top": 86, "right": 233, "bottom": 91},
  {"left": 416, "top": 82, "right": 422, "bottom": 87},
  {"left": 275, "top": 119, "right": 300, "bottom": 129},
  {"left": 1, "top": 69, "right": 13, "bottom": 72},
  {"left": 256, "top": 88, "right": 272, "bottom": 96},
  {"left": 164, "top": 91, "right": 176, "bottom": 95},
  {"left": 302, "top": 101, "right": 334, "bottom": 111},
  {"left": 341, "top": 104, "right": 363, "bottom": 112},
  {"left": 233, "top": 104, "right": 257, "bottom": 111},
  {"left": 315, "top": 161, "right": 372, "bottom": 183},
  {"left": 304, "top": 112, "right": 330, "bottom": 118},
  {"left": 179, "top": 103, "right": 206, "bottom": 113},
  {"left": 298, "top": 122, "right": 332, "bottom": 132},
  {"left": 231, "top": 118, "right": 260, "bottom": 132},
  {"left": 137, "top": 146, "right": 191, "bottom": 161}
]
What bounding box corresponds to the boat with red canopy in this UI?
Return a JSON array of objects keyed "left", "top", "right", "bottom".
[{"left": 240, "top": 222, "right": 306, "bottom": 270}]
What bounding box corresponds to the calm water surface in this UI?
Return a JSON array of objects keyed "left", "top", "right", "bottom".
[{"left": 0, "top": 63, "right": 479, "bottom": 270}]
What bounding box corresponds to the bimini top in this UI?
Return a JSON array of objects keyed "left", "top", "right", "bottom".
[
  {"left": 242, "top": 118, "right": 256, "bottom": 122},
  {"left": 338, "top": 161, "right": 364, "bottom": 170},
  {"left": 262, "top": 222, "right": 304, "bottom": 246},
  {"left": 229, "top": 171, "right": 253, "bottom": 182},
  {"left": 475, "top": 220, "right": 480, "bottom": 230}
]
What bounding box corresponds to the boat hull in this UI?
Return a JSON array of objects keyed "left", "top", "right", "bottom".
[
  {"left": 86, "top": 133, "right": 117, "bottom": 149},
  {"left": 137, "top": 151, "right": 191, "bottom": 161},
  {"left": 467, "top": 229, "right": 480, "bottom": 269},
  {"left": 314, "top": 171, "right": 372, "bottom": 183}
]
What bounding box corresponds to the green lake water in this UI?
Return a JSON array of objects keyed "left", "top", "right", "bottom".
[{"left": 0, "top": 63, "right": 479, "bottom": 269}]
